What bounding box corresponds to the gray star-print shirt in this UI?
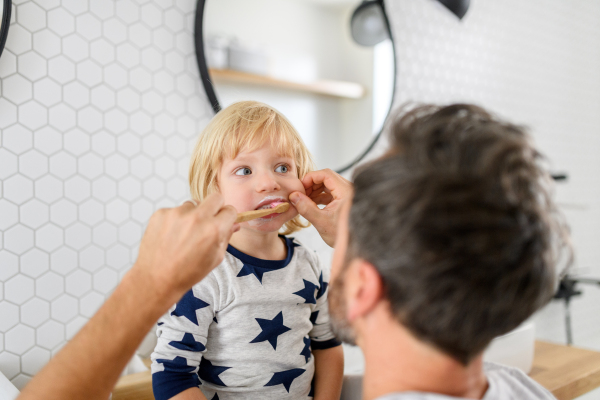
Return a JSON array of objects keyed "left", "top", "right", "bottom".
[{"left": 151, "top": 236, "right": 340, "bottom": 400}]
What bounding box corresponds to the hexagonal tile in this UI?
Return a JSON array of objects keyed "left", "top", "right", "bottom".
[
  {"left": 63, "top": 0, "right": 88, "bottom": 15},
  {"left": 130, "top": 110, "right": 152, "bottom": 134},
  {"left": 78, "top": 107, "right": 103, "bottom": 133},
  {"left": 91, "top": 132, "right": 116, "bottom": 156},
  {"left": 12, "top": 374, "right": 32, "bottom": 391},
  {"left": 19, "top": 100, "right": 48, "bottom": 131},
  {"left": 103, "top": 19, "right": 127, "bottom": 45},
  {"left": 91, "top": 176, "right": 117, "bottom": 202},
  {"left": 141, "top": 47, "right": 163, "bottom": 72},
  {"left": 129, "top": 67, "right": 152, "bottom": 92},
  {"left": 78, "top": 153, "right": 104, "bottom": 180},
  {"left": 50, "top": 247, "right": 78, "bottom": 276},
  {"left": 19, "top": 199, "right": 49, "bottom": 230},
  {"left": 19, "top": 150, "right": 48, "bottom": 180},
  {"left": 90, "top": 85, "right": 115, "bottom": 111},
  {"left": 63, "top": 129, "right": 91, "bottom": 157},
  {"left": 3, "top": 175, "right": 34, "bottom": 205},
  {"left": 105, "top": 109, "right": 128, "bottom": 134},
  {"left": 63, "top": 34, "right": 90, "bottom": 63},
  {"left": 93, "top": 268, "right": 118, "bottom": 294},
  {"left": 80, "top": 245, "right": 105, "bottom": 273},
  {"left": 105, "top": 199, "right": 129, "bottom": 225},
  {"left": 0, "top": 200, "right": 18, "bottom": 230},
  {"left": 117, "top": 87, "right": 140, "bottom": 112},
  {"left": 75, "top": 202, "right": 98, "bottom": 230},
  {"left": 141, "top": 91, "right": 164, "bottom": 114},
  {"left": 118, "top": 221, "right": 142, "bottom": 246},
  {"left": 167, "top": 178, "right": 187, "bottom": 200},
  {"left": 21, "top": 298, "right": 50, "bottom": 328},
  {"left": 76, "top": 59, "right": 103, "bottom": 87},
  {"left": 165, "top": 9, "right": 185, "bottom": 32},
  {"left": 105, "top": 154, "right": 129, "bottom": 179},
  {"left": 0, "top": 302, "right": 19, "bottom": 332},
  {"left": 48, "top": 8, "right": 75, "bottom": 36},
  {"left": 0, "top": 250, "right": 19, "bottom": 281},
  {"left": 130, "top": 155, "right": 152, "bottom": 179},
  {"left": 63, "top": 81, "right": 90, "bottom": 109},
  {"left": 65, "top": 223, "right": 91, "bottom": 250},
  {"left": 49, "top": 151, "right": 77, "bottom": 180},
  {"left": 18, "top": 51, "right": 47, "bottom": 81},
  {"left": 16, "top": 3, "right": 46, "bottom": 32},
  {"left": 0, "top": 50, "right": 17, "bottom": 77},
  {"left": 106, "top": 244, "right": 130, "bottom": 270},
  {"left": 64, "top": 176, "right": 91, "bottom": 203},
  {"left": 0, "top": 98, "right": 17, "bottom": 128},
  {"left": 66, "top": 270, "right": 92, "bottom": 297},
  {"left": 22, "top": 346, "right": 51, "bottom": 375},
  {"left": 5, "top": 274, "right": 35, "bottom": 305},
  {"left": 0, "top": 352, "right": 20, "bottom": 380},
  {"left": 49, "top": 103, "right": 77, "bottom": 131},
  {"left": 115, "top": 133, "right": 140, "bottom": 158},
  {"left": 5, "top": 325, "right": 35, "bottom": 354},
  {"left": 116, "top": 43, "right": 140, "bottom": 69},
  {"left": 93, "top": 222, "right": 118, "bottom": 248},
  {"left": 90, "top": 0, "right": 114, "bottom": 20},
  {"left": 76, "top": 14, "right": 102, "bottom": 41},
  {"left": 90, "top": 39, "right": 115, "bottom": 66},
  {"left": 0, "top": 148, "right": 18, "bottom": 182},
  {"left": 5, "top": 25, "right": 33, "bottom": 55},
  {"left": 165, "top": 93, "right": 185, "bottom": 117},
  {"left": 37, "top": 320, "right": 65, "bottom": 350},
  {"left": 4, "top": 75, "right": 33, "bottom": 106},
  {"left": 34, "top": 78, "right": 62, "bottom": 107},
  {"left": 36, "top": 272, "right": 64, "bottom": 301},
  {"left": 33, "top": 30, "right": 61, "bottom": 59},
  {"left": 155, "top": 156, "right": 176, "bottom": 180},
  {"left": 48, "top": 56, "right": 76, "bottom": 84},
  {"left": 118, "top": 177, "right": 141, "bottom": 201},
  {"left": 104, "top": 64, "right": 127, "bottom": 89},
  {"left": 141, "top": 3, "right": 162, "bottom": 28},
  {"left": 65, "top": 316, "right": 87, "bottom": 340},
  {"left": 155, "top": 71, "right": 175, "bottom": 96},
  {"left": 80, "top": 291, "right": 104, "bottom": 318},
  {"left": 4, "top": 225, "right": 35, "bottom": 255},
  {"left": 20, "top": 248, "right": 50, "bottom": 278},
  {"left": 35, "top": 223, "right": 64, "bottom": 252},
  {"left": 35, "top": 175, "right": 64, "bottom": 203},
  {"left": 51, "top": 294, "right": 78, "bottom": 323},
  {"left": 57, "top": 196, "right": 81, "bottom": 224},
  {"left": 3, "top": 124, "right": 33, "bottom": 155}
]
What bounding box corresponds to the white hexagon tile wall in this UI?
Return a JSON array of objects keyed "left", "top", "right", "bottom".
[{"left": 0, "top": 0, "right": 214, "bottom": 389}]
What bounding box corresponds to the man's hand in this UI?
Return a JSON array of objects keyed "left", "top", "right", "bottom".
[
  {"left": 133, "top": 193, "right": 238, "bottom": 303},
  {"left": 289, "top": 169, "right": 352, "bottom": 247}
]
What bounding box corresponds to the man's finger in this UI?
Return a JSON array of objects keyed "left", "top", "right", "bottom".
[
  {"left": 197, "top": 193, "right": 225, "bottom": 216},
  {"left": 214, "top": 204, "right": 238, "bottom": 239},
  {"left": 289, "top": 192, "right": 321, "bottom": 223}
]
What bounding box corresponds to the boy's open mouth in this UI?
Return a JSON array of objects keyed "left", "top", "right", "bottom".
[{"left": 254, "top": 197, "right": 288, "bottom": 217}]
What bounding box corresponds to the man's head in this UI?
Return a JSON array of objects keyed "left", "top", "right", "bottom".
[{"left": 330, "top": 104, "right": 570, "bottom": 365}]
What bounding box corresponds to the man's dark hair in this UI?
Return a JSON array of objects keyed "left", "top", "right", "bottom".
[{"left": 349, "top": 104, "right": 571, "bottom": 365}]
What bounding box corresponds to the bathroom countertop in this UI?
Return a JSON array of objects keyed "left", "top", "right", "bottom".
[{"left": 112, "top": 341, "right": 600, "bottom": 400}]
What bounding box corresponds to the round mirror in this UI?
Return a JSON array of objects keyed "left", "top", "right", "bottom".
[
  {"left": 195, "top": 0, "right": 396, "bottom": 172},
  {"left": 0, "top": 0, "right": 11, "bottom": 60}
]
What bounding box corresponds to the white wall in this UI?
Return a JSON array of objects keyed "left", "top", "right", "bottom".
[{"left": 1, "top": 0, "right": 600, "bottom": 396}]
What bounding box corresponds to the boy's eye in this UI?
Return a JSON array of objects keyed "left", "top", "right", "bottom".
[
  {"left": 235, "top": 167, "right": 252, "bottom": 176},
  {"left": 275, "top": 165, "right": 289, "bottom": 173}
]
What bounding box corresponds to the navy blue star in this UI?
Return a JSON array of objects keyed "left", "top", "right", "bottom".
[
  {"left": 237, "top": 263, "right": 271, "bottom": 284},
  {"left": 293, "top": 279, "right": 318, "bottom": 304},
  {"left": 169, "top": 333, "right": 206, "bottom": 352},
  {"left": 309, "top": 377, "right": 315, "bottom": 397},
  {"left": 157, "top": 322, "right": 164, "bottom": 326},
  {"left": 291, "top": 240, "right": 301, "bottom": 248},
  {"left": 310, "top": 311, "right": 319, "bottom": 324},
  {"left": 250, "top": 311, "right": 291, "bottom": 350},
  {"left": 316, "top": 272, "right": 328, "bottom": 299},
  {"left": 300, "top": 337, "right": 311, "bottom": 363},
  {"left": 199, "top": 358, "right": 230, "bottom": 386},
  {"left": 156, "top": 356, "right": 195, "bottom": 374},
  {"left": 211, "top": 394, "right": 219, "bottom": 400},
  {"left": 171, "top": 290, "right": 209, "bottom": 325},
  {"left": 265, "top": 368, "right": 305, "bottom": 393}
]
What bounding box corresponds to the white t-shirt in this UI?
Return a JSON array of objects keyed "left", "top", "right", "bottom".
[{"left": 375, "top": 362, "right": 556, "bottom": 400}]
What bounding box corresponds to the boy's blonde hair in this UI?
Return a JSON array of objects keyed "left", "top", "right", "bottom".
[{"left": 189, "top": 101, "right": 315, "bottom": 235}]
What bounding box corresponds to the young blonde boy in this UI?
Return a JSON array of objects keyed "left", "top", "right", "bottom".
[{"left": 151, "top": 101, "right": 344, "bottom": 400}]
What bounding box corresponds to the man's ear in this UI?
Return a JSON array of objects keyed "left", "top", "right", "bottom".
[{"left": 345, "top": 260, "right": 385, "bottom": 322}]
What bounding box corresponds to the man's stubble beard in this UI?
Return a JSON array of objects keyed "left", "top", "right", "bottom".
[{"left": 328, "top": 266, "right": 357, "bottom": 346}]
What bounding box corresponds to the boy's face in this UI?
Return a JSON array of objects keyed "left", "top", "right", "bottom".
[{"left": 218, "top": 141, "right": 305, "bottom": 233}]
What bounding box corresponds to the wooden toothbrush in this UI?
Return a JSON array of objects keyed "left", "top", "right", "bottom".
[{"left": 235, "top": 203, "right": 290, "bottom": 223}]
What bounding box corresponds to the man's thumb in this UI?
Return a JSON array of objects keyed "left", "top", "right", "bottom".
[{"left": 289, "top": 192, "right": 319, "bottom": 221}]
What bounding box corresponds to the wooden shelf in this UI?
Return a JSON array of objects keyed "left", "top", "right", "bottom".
[{"left": 209, "top": 68, "right": 366, "bottom": 99}]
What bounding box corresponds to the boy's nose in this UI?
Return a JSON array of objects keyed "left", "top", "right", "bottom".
[{"left": 255, "top": 171, "right": 281, "bottom": 192}]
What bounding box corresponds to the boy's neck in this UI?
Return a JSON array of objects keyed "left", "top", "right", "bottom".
[{"left": 229, "top": 229, "right": 287, "bottom": 260}]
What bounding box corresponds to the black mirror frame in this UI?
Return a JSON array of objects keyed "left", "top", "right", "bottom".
[
  {"left": 0, "top": 0, "right": 12, "bottom": 60},
  {"left": 193, "top": 0, "right": 397, "bottom": 173}
]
